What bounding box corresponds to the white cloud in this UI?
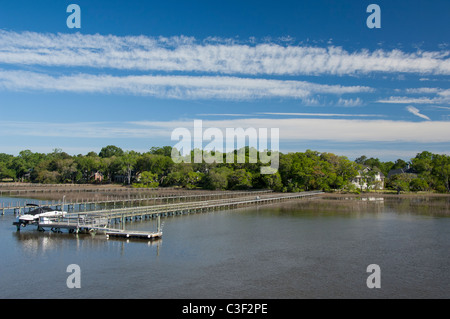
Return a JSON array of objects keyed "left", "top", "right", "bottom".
[
  {"left": 0, "top": 69, "right": 371, "bottom": 100},
  {"left": 378, "top": 88, "right": 450, "bottom": 106},
  {"left": 377, "top": 86, "right": 450, "bottom": 106},
  {"left": 405, "top": 106, "right": 431, "bottom": 121},
  {"left": 336, "top": 97, "right": 363, "bottom": 107},
  {"left": 258, "top": 112, "right": 383, "bottom": 118},
  {"left": 3, "top": 118, "right": 446, "bottom": 143},
  {"left": 0, "top": 30, "right": 449, "bottom": 75},
  {"left": 438, "top": 89, "right": 450, "bottom": 97},
  {"left": 196, "top": 113, "right": 254, "bottom": 117},
  {"left": 405, "top": 87, "right": 441, "bottom": 94},
  {"left": 185, "top": 118, "right": 449, "bottom": 142},
  {"left": 312, "top": 148, "right": 450, "bottom": 162},
  {"left": 377, "top": 96, "right": 447, "bottom": 104}
]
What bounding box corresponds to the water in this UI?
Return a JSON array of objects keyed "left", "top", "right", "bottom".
[{"left": 0, "top": 195, "right": 449, "bottom": 299}]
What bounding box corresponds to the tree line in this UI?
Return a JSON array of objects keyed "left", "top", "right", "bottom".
[{"left": 0, "top": 146, "right": 448, "bottom": 193}]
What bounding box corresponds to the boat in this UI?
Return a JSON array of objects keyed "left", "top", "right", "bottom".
[{"left": 13, "top": 204, "right": 67, "bottom": 229}]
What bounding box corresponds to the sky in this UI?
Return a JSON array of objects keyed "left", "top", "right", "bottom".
[{"left": 0, "top": 0, "right": 449, "bottom": 161}]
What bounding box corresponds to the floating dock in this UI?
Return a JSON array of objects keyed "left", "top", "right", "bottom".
[
  {"left": 105, "top": 230, "right": 163, "bottom": 240},
  {"left": 28, "top": 214, "right": 163, "bottom": 241}
]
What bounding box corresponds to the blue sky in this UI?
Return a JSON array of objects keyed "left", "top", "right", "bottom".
[{"left": 0, "top": 0, "right": 449, "bottom": 161}]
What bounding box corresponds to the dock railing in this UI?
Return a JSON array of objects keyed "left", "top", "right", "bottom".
[{"left": 25, "top": 191, "right": 323, "bottom": 234}]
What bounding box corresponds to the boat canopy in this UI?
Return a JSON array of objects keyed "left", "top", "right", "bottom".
[{"left": 27, "top": 206, "right": 55, "bottom": 216}]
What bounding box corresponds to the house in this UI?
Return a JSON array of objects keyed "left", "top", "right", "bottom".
[
  {"left": 387, "top": 165, "right": 417, "bottom": 179},
  {"left": 93, "top": 171, "right": 103, "bottom": 183},
  {"left": 114, "top": 169, "right": 138, "bottom": 184},
  {"left": 351, "top": 166, "right": 385, "bottom": 190}
]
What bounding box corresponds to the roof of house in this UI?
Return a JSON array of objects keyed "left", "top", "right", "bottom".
[
  {"left": 387, "top": 167, "right": 417, "bottom": 178},
  {"left": 359, "top": 165, "right": 385, "bottom": 177}
]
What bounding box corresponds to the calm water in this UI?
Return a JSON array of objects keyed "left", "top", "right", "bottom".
[{"left": 0, "top": 195, "right": 449, "bottom": 299}]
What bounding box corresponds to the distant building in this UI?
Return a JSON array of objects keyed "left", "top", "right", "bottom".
[
  {"left": 93, "top": 171, "right": 103, "bottom": 182},
  {"left": 387, "top": 165, "right": 417, "bottom": 179},
  {"left": 351, "top": 166, "right": 385, "bottom": 190},
  {"left": 113, "top": 170, "right": 138, "bottom": 184}
]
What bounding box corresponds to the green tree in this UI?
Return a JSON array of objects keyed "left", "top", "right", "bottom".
[
  {"left": 136, "top": 171, "right": 159, "bottom": 188},
  {"left": 227, "top": 169, "right": 253, "bottom": 190},
  {"left": 203, "top": 170, "right": 229, "bottom": 190},
  {"left": 55, "top": 158, "right": 78, "bottom": 183},
  {"left": 432, "top": 154, "right": 450, "bottom": 192},
  {"left": 99, "top": 145, "right": 124, "bottom": 158},
  {"left": 161, "top": 164, "right": 194, "bottom": 187},
  {"left": 149, "top": 146, "right": 173, "bottom": 157},
  {"left": 0, "top": 161, "right": 16, "bottom": 180},
  {"left": 136, "top": 153, "right": 173, "bottom": 177},
  {"left": 387, "top": 173, "right": 414, "bottom": 194},
  {"left": 392, "top": 158, "right": 408, "bottom": 170},
  {"left": 122, "top": 151, "right": 140, "bottom": 185},
  {"left": 261, "top": 171, "right": 283, "bottom": 191},
  {"left": 11, "top": 157, "right": 28, "bottom": 181},
  {"left": 336, "top": 156, "right": 359, "bottom": 189},
  {"left": 411, "top": 151, "right": 433, "bottom": 185},
  {"left": 75, "top": 154, "right": 101, "bottom": 182},
  {"left": 36, "top": 170, "right": 60, "bottom": 184},
  {"left": 355, "top": 155, "right": 367, "bottom": 164},
  {"left": 409, "top": 178, "right": 429, "bottom": 192}
]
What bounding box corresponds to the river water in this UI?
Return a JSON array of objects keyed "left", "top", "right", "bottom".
[{"left": 0, "top": 195, "right": 449, "bottom": 299}]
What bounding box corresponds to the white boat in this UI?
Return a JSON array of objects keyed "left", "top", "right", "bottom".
[{"left": 14, "top": 204, "right": 67, "bottom": 228}]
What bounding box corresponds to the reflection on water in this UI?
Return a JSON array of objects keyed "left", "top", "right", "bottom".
[
  {"left": 12, "top": 228, "right": 162, "bottom": 257},
  {"left": 0, "top": 195, "right": 449, "bottom": 299},
  {"left": 272, "top": 194, "right": 450, "bottom": 217}
]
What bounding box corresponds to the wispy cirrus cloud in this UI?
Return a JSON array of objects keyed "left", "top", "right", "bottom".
[
  {"left": 377, "top": 88, "right": 450, "bottom": 105},
  {"left": 1, "top": 30, "right": 449, "bottom": 108},
  {"left": 130, "top": 118, "right": 450, "bottom": 144},
  {"left": 0, "top": 30, "right": 449, "bottom": 76},
  {"left": 406, "top": 106, "right": 431, "bottom": 120},
  {"left": 257, "top": 112, "right": 383, "bottom": 118},
  {"left": 336, "top": 97, "right": 364, "bottom": 107},
  {"left": 0, "top": 69, "right": 371, "bottom": 100},
  {"left": 377, "top": 96, "right": 444, "bottom": 104},
  {"left": 1, "top": 118, "right": 449, "bottom": 143}
]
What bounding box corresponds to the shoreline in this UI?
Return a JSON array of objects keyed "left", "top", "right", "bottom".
[
  {"left": 321, "top": 191, "right": 450, "bottom": 198},
  {"left": 0, "top": 183, "right": 449, "bottom": 201},
  {"left": 0, "top": 181, "right": 449, "bottom": 205}
]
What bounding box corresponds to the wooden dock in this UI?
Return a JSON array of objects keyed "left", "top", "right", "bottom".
[
  {"left": 13, "top": 191, "right": 324, "bottom": 240},
  {"left": 1, "top": 189, "right": 272, "bottom": 215},
  {"left": 105, "top": 230, "right": 163, "bottom": 240},
  {"left": 32, "top": 213, "right": 163, "bottom": 240},
  {"left": 59, "top": 190, "right": 322, "bottom": 223}
]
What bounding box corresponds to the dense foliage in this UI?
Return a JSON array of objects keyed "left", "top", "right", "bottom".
[{"left": 0, "top": 147, "right": 448, "bottom": 193}]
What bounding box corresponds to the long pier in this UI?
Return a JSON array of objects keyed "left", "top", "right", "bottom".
[
  {"left": 31, "top": 191, "right": 322, "bottom": 232},
  {"left": 83, "top": 191, "right": 324, "bottom": 222},
  {"left": 12, "top": 190, "right": 324, "bottom": 240},
  {"left": 1, "top": 189, "right": 272, "bottom": 215}
]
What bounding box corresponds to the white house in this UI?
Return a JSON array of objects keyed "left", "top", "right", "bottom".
[{"left": 351, "top": 166, "right": 385, "bottom": 190}]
